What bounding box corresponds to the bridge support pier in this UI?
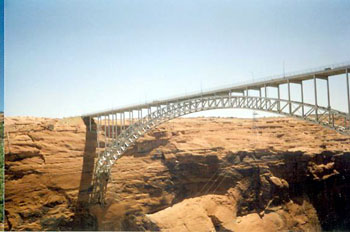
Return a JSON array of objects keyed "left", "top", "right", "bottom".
[
  {"left": 277, "top": 85, "right": 280, "bottom": 112},
  {"left": 119, "top": 114, "right": 122, "bottom": 132},
  {"left": 259, "top": 88, "right": 262, "bottom": 109},
  {"left": 112, "top": 114, "right": 115, "bottom": 139},
  {"left": 95, "top": 117, "right": 97, "bottom": 146},
  {"left": 104, "top": 116, "right": 107, "bottom": 145},
  {"left": 122, "top": 112, "right": 125, "bottom": 131},
  {"left": 313, "top": 74, "right": 318, "bottom": 121},
  {"left": 115, "top": 113, "right": 117, "bottom": 139},
  {"left": 326, "top": 77, "right": 331, "bottom": 123},
  {"left": 140, "top": 109, "right": 143, "bottom": 124},
  {"left": 301, "top": 81, "right": 304, "bottom": 117},
  {"left": 115, "top": 114, "right": 117, "bottom": 138},
  {"left": 264, "top": 84, "right": 267, "bottom": 110},
  {"left": 288, "top": 80, "right": 291, "bottom": 114},
  {"left": 108, "top": 115, "right": 110, "bottom": 138}
]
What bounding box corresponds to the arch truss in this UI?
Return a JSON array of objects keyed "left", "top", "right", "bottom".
[{"left": 82, "top": 63, "right": 350, "bottom": 204}]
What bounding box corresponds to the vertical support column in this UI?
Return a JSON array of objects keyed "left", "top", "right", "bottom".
[
  {"left": 97, "top": 116, "right": 100, "bottom": 149},
  {"left": 326, "top": 77, "right": 331, "bottom": 123},
  {"left": 124, "top": 112, "right": 126, "bottom": 130},
  {"left": 264, "top": 84, "right": 267, "bottom": 110},
  {"left": 246, "top": 87, "right": 249, "bottom": 108},
  {"left": 123, "top": 112, "right": 126, "bottom": 130},
  {"left": 140, "top": 108, "right": 143, "bottom": 123},
  {"left": 117, "top": 113, "right": 120, "bottom": 133},
  {"left": 202, "top": 92, "right": 205, "bottom": 108},
  {"left": 117, "top": 113, "right": 123, "bottom": 134},
  {"left": 104, "top": 115, "right": 107, "bottom": 145},
  {"left": 175, "top": 102, "right": 178, "bottom": 115},
  {"left": 110, "top": 114, "right": 113, "bottom": 139},
  {"left": 122, "top": 112, "right": 124, "bottom": 131},
  {"left": 115, "top": 113, "right": 118, "bottom": 139},
  {"left": 128, "top": 111, "right": 131, "bottom": 125},
  {"left": 112, "top": 114, "right": 117, "bottom": 139},
  {"left": 301, "top": 81, "right": 304, "bottom": 117},
  {"left": 288, "top": 79, "right": 291, "bottom": 114},
  {"left": 229, "top": 90, "right": 231, "bottom": 106},
  {"left": 277, "top": 85, "right": 280, "bottom": 112},
  {"left": 89, "top": 117, "right": 91, "bottom": 132},
  {"left": 259, "top": 88, "right": 262, "bottom": 109},
  {"left": 108, "top": 115, "right": 110, "bottom": 138},
  {"left": 313, "top": 74, "right": 318, "bottom": 121},
  {"left": 165, "top": 103, "right": 169, "bottom": 118}
]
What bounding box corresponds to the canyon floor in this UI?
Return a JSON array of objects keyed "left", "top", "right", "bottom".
[{"left": 4, "top": 116, "right": 350, "bottom": 231}]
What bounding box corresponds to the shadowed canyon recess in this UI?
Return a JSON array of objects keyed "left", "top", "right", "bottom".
[{"left": 4, "top": 116, "right": 350, "bottom": 231}]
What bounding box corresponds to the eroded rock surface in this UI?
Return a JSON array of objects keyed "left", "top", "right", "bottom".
[{"left": 4, "top": 117, "right": 350, "bottom": 231}]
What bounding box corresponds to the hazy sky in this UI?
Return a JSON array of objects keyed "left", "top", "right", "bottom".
[{"left": 4, "top": 0, "right": 350, "bottom": 118}]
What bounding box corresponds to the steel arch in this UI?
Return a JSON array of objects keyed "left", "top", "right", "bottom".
[{"left": 90, "top": 94, "right": 349, "bottom": 204}]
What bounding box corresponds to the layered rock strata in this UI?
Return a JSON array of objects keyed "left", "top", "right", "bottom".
[{"left": 4, "top": 116, "right": 350, "bottom": 231}]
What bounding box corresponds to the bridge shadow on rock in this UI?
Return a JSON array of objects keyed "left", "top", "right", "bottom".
[{"left": 70, "top": 117, "right": 99, "bottom": 230}]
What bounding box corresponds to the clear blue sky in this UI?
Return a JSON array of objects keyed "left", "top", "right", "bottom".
[
  {"left": 0, "top": 0, "right": 3, "bottom": 112},
  {"left": 4, "top": 0, "right": 350, "bottom": 118}
]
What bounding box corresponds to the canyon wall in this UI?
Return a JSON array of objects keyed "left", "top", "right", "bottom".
[{"left": 4, "top": 116, "right": 350, "bottom": 231}]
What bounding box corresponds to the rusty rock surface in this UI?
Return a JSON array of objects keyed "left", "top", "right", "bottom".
[{"left": 4, "top": 116, "right": 350, "bottom": 231}]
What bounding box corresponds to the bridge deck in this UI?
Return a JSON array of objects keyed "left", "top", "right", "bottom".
[{"left": 82, "top": 63, "right": 350, "bottom": 117}]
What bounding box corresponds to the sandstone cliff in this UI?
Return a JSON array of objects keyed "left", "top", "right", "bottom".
[{"left": 4, "top": 116, "right": 350, "bottom": 231}]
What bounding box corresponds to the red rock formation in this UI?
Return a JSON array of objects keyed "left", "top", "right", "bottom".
[{"left": 4, "top": 116, "right": 350, "bottom": 231}]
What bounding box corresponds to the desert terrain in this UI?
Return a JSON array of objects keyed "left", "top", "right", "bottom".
[{"left": 4, "top": 116, "right": 350, "bottom": 231}]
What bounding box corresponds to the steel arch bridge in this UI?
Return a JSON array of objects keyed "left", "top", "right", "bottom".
[{"left": 82, "top": 63, "right": 350, "bottom": 204}]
